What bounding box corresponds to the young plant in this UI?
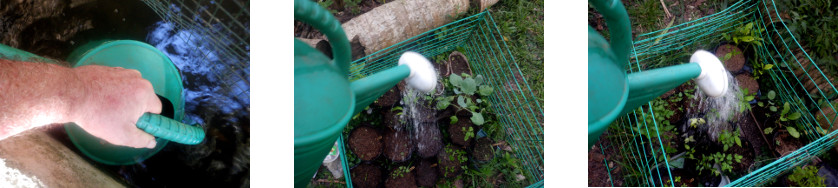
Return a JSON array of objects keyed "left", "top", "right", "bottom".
[
  {"left": 718, "top": 129, "right": 742, "bottom": 151},
  {"left": 437, "top": 73, "right": 495, "bottom": 125},
  {"left": 787, "top": 165, "right": 826, "bottom": 187},
  {"left": 391, "top": 166, "right": 412, "bottom": 179},
  {"left": 462, "top": 126, "right": 475, "bottom": 142}
]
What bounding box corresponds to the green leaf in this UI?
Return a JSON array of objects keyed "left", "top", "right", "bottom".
[
  {"left": 471, "top": 112, "right": 485, "bottom": 125},
  {"left": 478, "top": 85, "right": 494, "bottom": 96},
  {"left": 457, "top": 96, "right": 467, "bottom": 108},
  {"left": 770, "top": 106, "right": 778, "bottom": 112},
  {"left": 788, "top": 127, "right": 801, "bottom": 138},
  {"left": 450, "top": 116, "right": 458, "bottom": 125},
  {"left": 764, "top": 64, "right": 774, "bottom": 70},
  {"left": 758, "top": 101, "right": 765, "bottom": 107},
  {"left": 768, "top": 90, "right": 776, "bottom": 100},
  {"left": 787, "top": 112, "right": 801, "bottom": 120},
  {"left": 450, "top": 74, "right": 463, "bottom": 87},
  {"left": 475, "top": 75, "right": 484, "bottom": 86},
  {"left": 724, "top": 53, "right": 733, "bottom": 61},
  {"left": 462, "top": 77, "right": 477, "bottom": 95},
  {"left": 745, "top": 95, "right": 755, "bottom": 101},
  {"left": 735, "top": 137, "right": 742, "bottom": 147},
  {"left": 782, "top": 102, "right": 791, "bottom": 116},
  {"left": 764, "top": 127, "right": 774, "bottom": 134},
  {"left": 436, "top": 99, "right": 451, "bottom": 110}
]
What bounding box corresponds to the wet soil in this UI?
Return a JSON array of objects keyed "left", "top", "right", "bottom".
[
  {"left": 736, "top": 74, "right": 760, "bottom": 94},
  {"left": 448, "top": 51, "right": 471, "bottom": 76},
  {"left": 715, "top": 44, "right": 746, "bottom": 73},
  {"left": 383, "top": 129, "right": 414, "bottom": 162},
  {"left": 385, "top": 166, "right": 417, "bottom": 188},
  {"left": 448, "top": 115, "right": 475, "bottom": 147},
  {"left": 437, "top": 145, "right": 465, "bottom": 178},
  {"left": 413, "top": 122, "right": 443, "bottom": 158},
  {"left": 415, "top": 158, "right": 440, "bottom": 187},
  {"left": 351, "top": 163, "right": 383, "bottom": 188},
  {"left": 349, "top": 126, "right": 383, "bottom": 161},
  {"left": 472, "top": 137, "right": 494, "bottom": 162},
  {"left": 374, "top": 86, "right": 401, "bottom": 108},
  {"left": 382, "top": 109, "right": 404, "bottom": 130},
  {"left": 774, "top": 132, "right": 803, "bottom": 157}
]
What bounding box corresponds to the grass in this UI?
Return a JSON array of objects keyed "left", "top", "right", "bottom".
[{"left": 488, "top": 0, "right": 544, "bottom": 103}]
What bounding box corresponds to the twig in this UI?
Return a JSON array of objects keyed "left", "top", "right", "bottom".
[
  {"left": 316, "top": 179, "right": 346, "bottom": 184},
  {"left": 749, "top": 110, "right": 775, "bottom": 156},
  {"left": 659, "top": 0, "right": 672, "bottom": 18}
]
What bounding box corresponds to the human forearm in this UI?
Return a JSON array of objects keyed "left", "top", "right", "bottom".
[{"left": 0, "top": 60, "right": 83, "bottom": 139}]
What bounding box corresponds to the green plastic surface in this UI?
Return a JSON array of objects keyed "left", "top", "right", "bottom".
[
  {"left": 294, "top": 0, "right": 413, "bottom": 186},
  {"left": 65, "top": 40, "right": 189, "bottom": 165}
]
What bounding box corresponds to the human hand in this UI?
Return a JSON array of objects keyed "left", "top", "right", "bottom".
[{"left": 68, "top": 65, "right": 162, "bottom": 148}]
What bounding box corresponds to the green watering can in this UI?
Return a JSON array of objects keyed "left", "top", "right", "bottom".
[
  {"left": 0, "top": 40, "right": 205, "bottom": 165},
  {"left": 588, "top": 0, "right": 729, "bottom": 149},
  {"left": 294, "top": 0, "right": 437, "bottom": 187}
]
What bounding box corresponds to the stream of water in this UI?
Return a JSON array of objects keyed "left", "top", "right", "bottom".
[{"left": 690, "top": 71, "right": 744, "bottom": 140}]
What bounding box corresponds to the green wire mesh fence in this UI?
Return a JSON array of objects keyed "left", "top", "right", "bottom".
[
  {"left": 142, "top": 0, "right": 250, "bottom": 122},
  {"left": 339, "top": 10, "right": 544, "bottom": 187},
  {"left": 597, "top": 0, "right": 838, "bottom": 186}
]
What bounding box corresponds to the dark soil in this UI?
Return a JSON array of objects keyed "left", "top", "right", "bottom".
[
  {"left": 715, "top": 44, "right": 745, "bottom": 72},
  {"left": 448, "top": 115, "right": 475, "bottom": 147},
  {"left": 413, "top": 122, "right": 443, "bottom": 158},
  {"left": 415, "top": 158, "right": 440, "bottom": 187},
  {"left": 382, "top": 110, "right": 404, "bottom": 130},
  {"left": 383, "top": 129, "right": 414, "bottom": 162},
  {"left": 437, "top": 145, "right": 465, "bottom": 178},
  {"left": 736, "top": 74, "right": 759, "bottom": 94},
  {"left": 472, "top": 137, "right": 494, "bottom": 162},
  {"left": 385, "top": 166, "right": 417, "bottom": 188},
  {"left": 448, "top": 51, "right": 471, "bottom": 76},
  {"left": 351, "top": 163, "right": 383, "bottom": 188},
  {"left": 434, "top": 60, "right": 450, "bottom": 78},
  {"left": 374, "top": 86, "right": 401, "bottom": 108},
  {"left": 587, "top": 145, "right": 610, "bottom": 187},
  {"left": 349, "top": 126, "right": 383, "bottom": 161},
  {"left": 774, "top": 132, "right": 803, "bottom": 157}
]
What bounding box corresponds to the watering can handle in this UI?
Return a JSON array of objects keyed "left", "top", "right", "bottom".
[
  {"left": 294, "top": 0, "right": 353, "bottom": 76},
  {"left": 590, "top": 0, "right": 632, "bottom": 68},
  {"left": 136, "top": 113, "right": 204, "bottom": 145}
]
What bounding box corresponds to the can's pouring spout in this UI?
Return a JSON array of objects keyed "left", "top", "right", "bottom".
[
  {"left": 349, "top": 52, "right": 437, "bottom": 115},
  {"left": 691, "top": 50, "right": 729, "bottom": 98}
]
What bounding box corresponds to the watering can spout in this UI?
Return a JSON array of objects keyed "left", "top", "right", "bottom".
[
  {"left": 620, "top": 50, "right": 729, "bottom": 115},
  {"left": 350, "top": 52, "right": 437, "bottom": 115}
]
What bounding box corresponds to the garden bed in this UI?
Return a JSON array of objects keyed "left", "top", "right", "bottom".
[{"left": 330, "top": 50, "right": 535, "bottom": 187}]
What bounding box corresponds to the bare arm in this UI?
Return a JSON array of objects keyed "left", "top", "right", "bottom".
[{"left": 0, "top": 60, "right": 162, "bottom": 148}]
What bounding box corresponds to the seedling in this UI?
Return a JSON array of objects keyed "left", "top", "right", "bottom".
[
  {"left": 463, "top": 126, "right": 474, "bottom": 142},
  {"left": 788, "top": 165, "right": 826, "bottom": 187}
]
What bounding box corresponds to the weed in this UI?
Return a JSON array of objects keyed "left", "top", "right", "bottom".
[
  {"left": 462, "top": 126, "right": 475, "bottom": 142},
  {"left": 787, "top": 165, "right": 826, "bottom": 187},
  {"left": 391, "top": 166, "right": 411, "bottom": 179}
]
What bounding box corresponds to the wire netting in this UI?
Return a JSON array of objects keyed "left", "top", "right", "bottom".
[
  {"left": 141, "top": 0, "right": 250, "bottom": 123},
  {"left": 339, "top": 11, "right": 544, "bottom": 186},
  {"left": 598, "top": 0, "right": 838, "bottom": 186}
]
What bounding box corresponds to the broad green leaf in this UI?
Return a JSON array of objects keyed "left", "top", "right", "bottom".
[
  {"left": 758, "top": 101, "right": 765, "bottom": 107},
  {"left": 476, "top": 99, "right": 482, "bottom": 103},
  {"left": 471, "top": 112, "right": 485, "bottom": 125},
  {"left": 764, "top": 64, "right": 774, "bottom": 70},
  {"left": 724, "top": 53, "right": 733, "bottom": 61},
  {"left": 768, "top": 90, "right": 776, "bottom": 100},
  {"left": 787, "top": 127, "right": 800, "bottom": 138},
  {"left": 450, "top": 116, "right": 459, "bottom": 124},
  {"left": 475, "top": 75, "right": 484, "bottom": 85},
  {"left": 770, "top": 106, "right": 777, "bottom": 112},
  {"left": 782, "top": 102, "right": 790, "bottom": 115},
  {"left": 450, "top": 74, "right": 463, "bottom": 87},
  {"left": 764, "top": 127, "right": 773, "bottom": 134},
  {"left": 457, "top": 96, "right": 467, "bottom": 107},
  {"left": 735, "top": 137, "right": 741, "bottom": 147},
  {"left": 462, "top": 77, "right": 477, "bottom": 95},
  {"left": 436, "top": 99, "right": 451, "bottom": 110},
  {"left": 745, "top": 95, "right": 754, "bottom": 101},
  {"left": 787, "top": 112, "right": 801, "bottom": 120},
  {"left": 478, "top": 85, "right": 494, "bottom": 96}
]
